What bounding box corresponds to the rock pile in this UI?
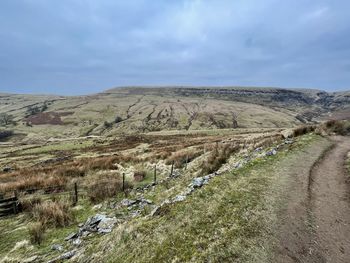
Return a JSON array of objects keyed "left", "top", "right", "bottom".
[{"left": 65, "top": 214, "right": 119, "bottom": 243}]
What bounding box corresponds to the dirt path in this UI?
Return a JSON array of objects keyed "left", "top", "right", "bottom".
[
  {"left": 309, "top": 136, "right": 350, "bottom": 262},
  {"left": 275, "top": 136, "right": 350, "bottom": 263}
]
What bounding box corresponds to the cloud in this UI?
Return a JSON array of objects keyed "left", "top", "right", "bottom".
[{"left": 0, "top": 0, "right": 349, "bottom": 94}]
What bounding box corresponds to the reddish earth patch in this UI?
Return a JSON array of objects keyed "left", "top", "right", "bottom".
[{"left": 26, "top": 112, "right": 73, "bottom": 125}]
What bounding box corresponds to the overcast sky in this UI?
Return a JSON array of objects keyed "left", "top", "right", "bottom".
[{"left": 0, "top": 0, "right": 349, "bottom": 95}]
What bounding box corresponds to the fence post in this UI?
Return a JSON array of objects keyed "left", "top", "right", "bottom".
[
  {"left": 74, "top": 183, "right": 78, "bottom": 205},
  {"left": 154, "top": 165, "right": 157, "bottom": 184},
  {"left": 185, "top": 155, "right": 188, "bottom": 170},
  {"left": 122, "top": 173, "right": 125, "bottom": 192},
  {"left": 170, "top": 161, "right": 174, "bottom": 177}
]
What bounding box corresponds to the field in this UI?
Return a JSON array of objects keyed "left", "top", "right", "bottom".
[{"left": 0, "top": 87, "right": 350, "bottom": 262}]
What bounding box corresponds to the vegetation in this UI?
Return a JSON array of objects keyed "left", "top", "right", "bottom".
[
  {"left": 0, "top": 86, "right": 349, "bottom": 262},
  {"left": 0, "top": 113, "right": 15, "bottom": 126},
  {"left": 201, "top": 143, "right": 240, "bottom": 175},
  {"left": 81, "top": 134, "right": 328, "bottom": 263},
  {"left": 0, "top": 130, "right": 14, "bottom": 141},
  {"left": 86, "top": 171, "right": 128, "bottom": 203},
  {"left": 165, "top": 148, "right": 203, "bottom": 168},
  {"left": 321, "top": 120, "right": 350, "bottom": 135},
  {"left": 31, "top": 200, "right": 73, "bottom": 228},
  {"left": 28, "top": 222, "right": 45, "bottom": 245},
  {"left": 292, "top": 125, "right": 316, "bottom": 137},
  {"left": 25, "top": 103, "right": 48, "bottom": 117}
]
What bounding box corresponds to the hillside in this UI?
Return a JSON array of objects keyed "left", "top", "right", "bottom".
[
  {"left": 0, "top": 87, "right": 349, "bottom": 262},
  {"left": 0, "top": 87, "right": 349, "bottom": 141}
]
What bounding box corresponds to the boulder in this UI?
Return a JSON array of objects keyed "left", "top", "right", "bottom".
[
  {"left": 191, "top": 177, "right": 205, "bottom": 188},
  {"left": 97, "top": 217, "right": 118, "bottom": 233},
  {"left": 72, "top": 238, "right": 82, "bottom": 246}
]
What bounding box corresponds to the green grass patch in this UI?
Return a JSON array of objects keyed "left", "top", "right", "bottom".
[{"left": 0, "top": 197, "right": 94, "bottom": 261}]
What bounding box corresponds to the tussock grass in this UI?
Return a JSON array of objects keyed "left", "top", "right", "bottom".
[
  {"left": 201, "top": 143, "right": 240, "bottom": 175},
  {"left": 0, "top": 154, "right": 140, "bottom": 194},
  {"left": 28, "top": 222, "right": 45, "bottom": 245},
  {"left": 133, "top": 170, "right": 146, "bottom": 182},
  {"left": 31, "top": 200, "right": 73, "bottom": 228},
  {"left": 320, "top": 120, "right": 350, "bottom": 135},
  {"left": 165, "top": 148, "right": 203, "bottom": 168},
  {"left": 292, "top": 125, "right": 316, "bottom": 137},
  {"left": 251, "top": 134, "right": 284, "bottom": 149},
  {"left": 85, "top": 171, "right": 130, "bottom": 203}
]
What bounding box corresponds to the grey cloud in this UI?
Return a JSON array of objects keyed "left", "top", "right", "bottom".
[{"left": 0, "top": 0, "right": 349, "bottom": 95}]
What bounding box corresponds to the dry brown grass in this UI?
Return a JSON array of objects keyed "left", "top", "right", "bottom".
[
  {"left": 28, "top": 222, "right": 45, "bottom": 245},
  {"left": 165, "top": 148, "right": 203, "bottom": 168},
  {"left": 320, "top": 120, "right": 350, "bottom": 135},
  {"left": 133, "top": 170, "right": 146, "bottom": 182},
  {"left": 0, "top": 153, "right": 141, "bottom": 194},
  {"left": 251, "top": 134, "right": 284, "bottom": 149},
  {"left": 201, "top": 143, "right": 240, "bottom": 175},
  {"left": 0, "top": 173, "right": 67, "bottom": 194},
  {"left": 31, "top": 200, "right": 73, "bottom": 227},
  {"left": 20, "top": 195, "right": 43, "bottom": 212},
  {"left": 85, "top": 171, "right": 130, "bottom": 203},
  {"left": 292, "top": 125, "right": 316, "bottom": 137}
]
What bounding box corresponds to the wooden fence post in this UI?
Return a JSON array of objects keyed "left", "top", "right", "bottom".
[
  {"left": 74, "top": 183, "right": 78, "bottom": 205},
  {"left": 154, "top": 165, "right": 157, "bottom": 184},
  {"left": 122, "top": 173, "right": 125, "bottom": 192},
  {"left": 170, "top": 161, "right": 174, "bottom": 177}
]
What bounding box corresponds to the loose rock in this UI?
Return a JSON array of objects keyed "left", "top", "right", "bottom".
[{"left": 51, "top": 244, "right": 64, "bottom": 252}]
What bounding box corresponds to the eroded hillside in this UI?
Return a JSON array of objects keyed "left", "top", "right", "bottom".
[{"left": 0, "top": 87, "right": 349, "bottom": 141}]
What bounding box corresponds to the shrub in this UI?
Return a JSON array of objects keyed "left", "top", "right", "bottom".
[
  {"left": 0, "top": 113, "right": 15, "bottom": 126},
  {"left": 0, "top": 130, "right": 14, "bottom": 141},
  {"left": 28, "top": 222, "right": 45, "bottom": 245},
  {"left": 115, "top": 116, "right": 123, "bottom": 123},
  {"left": 103, "top": 121, "right": 113, "bottom": 129},
  {"left": 31, "top": 200, "right": 73, "bottom": 227}
]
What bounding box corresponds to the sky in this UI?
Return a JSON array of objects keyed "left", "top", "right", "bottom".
[{"left": 0, "top": 0, "right": 350, "bottom": 95}]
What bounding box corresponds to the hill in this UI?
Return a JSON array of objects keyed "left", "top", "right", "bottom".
[{"left": 0, "top": 86, "right": 349, "bottom": 141}]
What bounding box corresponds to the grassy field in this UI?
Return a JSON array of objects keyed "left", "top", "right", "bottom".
[
  {"left": 0, "top": 126, "right": 287, "bottom": 262},
  {"left": 76, "top": 134, "right": 328, "bottom": 263},
  {"left": 0, "top": 127, "right": 326, "bottom": 262}
]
